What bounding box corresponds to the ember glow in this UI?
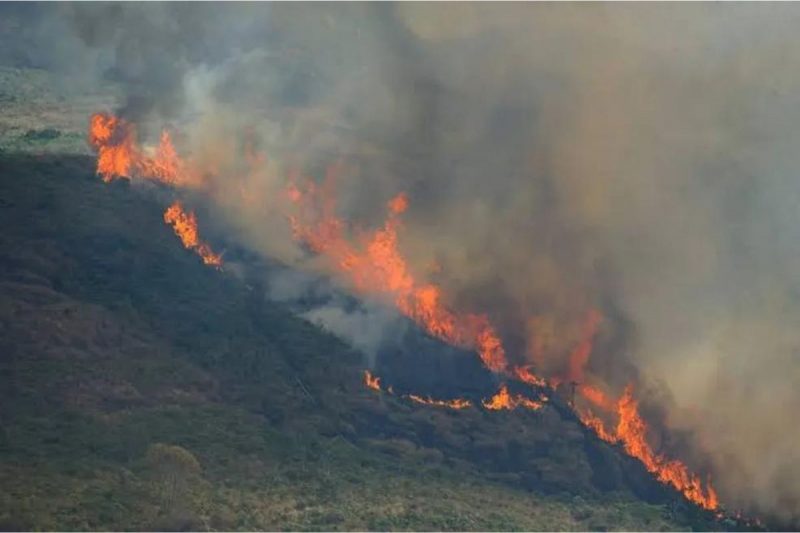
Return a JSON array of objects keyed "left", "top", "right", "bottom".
[{"left": 163, "top": 201, "right": 223, "bottom": 267}]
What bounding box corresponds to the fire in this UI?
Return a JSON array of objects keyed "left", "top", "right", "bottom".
[
  {"left": 579, "top": 383, "right": 615, "bottom": 410},
  {"left": 89, "top": 113, "right": 220, "bottom": 268},
  {"left": 512, "top": 365, "right": 547, "bottom": 387},
  {"left": 89, "top": 113, "right": 134, "bottom": 182},
  {"left": 579, "top": 384, "right": 719, "bottom": 511},
  {"left": 288, "top": 176, "right": 508, "bottom": 372},
  {"left": 408, "top": 394, "right": 472, "bottom": 410},
  {"left": 579, "top": 409, "right": 617, "bottom": 443},
  {"left": 363, "top": 370, "right": 543, "bottom": 412},
  {"left": 615, "top": 386, "right": 719, "bottom": 510},
  {"left": 566, "top": 309, "right": 603, "bottom": 382},
  {"left": 364, "top": 369, "right": 381, "bottom": 391},
  {"left": 482, "top": 383, "right": 545, "bottom": 411},
  {"left": 88, "top": 112, "right": 198, "bottom": 187},
  {"left": 163, "top": 201, "right": 223, "bottom": 267},
  {"left": 89, "top": 111, "right": 726, "bottom": 516},
  {"left": 363, "top": 370, "right": 471, "bottom": 408}
]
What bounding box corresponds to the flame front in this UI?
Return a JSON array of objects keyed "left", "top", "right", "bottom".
[
  {"left": 364, "top": 370, "right": 471, "bottom": 408},
  {"left": 578, "top": 384, "right": 719, "bottom": 511},
  {"left": 89, "top": 112, "right": 724, "bottom": 516},
  {"left": 408, "top": 394, "right": 473, "bottom": 410},
  {"left": 288, "top": 177, "right": 508, "bottom": 372},
  {"left": 163, "top": 201, "right": 223, "bottom": 267},
  {"left": 88, "top": 112, "right": 198, "bottom": 188},
  {"left": 615, "top": 386, "right": 719, "bottom": 510},
  {"left": 482, "top": 383, "right": 545, "bottom": 411}
]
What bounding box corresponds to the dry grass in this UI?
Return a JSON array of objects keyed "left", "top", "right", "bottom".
[{"left": 0, "top": 66, "right": 121, "bottom": 154}]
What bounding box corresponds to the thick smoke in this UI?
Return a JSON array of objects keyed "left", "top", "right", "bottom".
[{"left": 15, "top": 2, "right": 800, "bottom": 522}]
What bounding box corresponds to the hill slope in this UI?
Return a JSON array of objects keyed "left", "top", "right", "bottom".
[{"left": 0, "top": 151, "right": 733, "bottom": 531}]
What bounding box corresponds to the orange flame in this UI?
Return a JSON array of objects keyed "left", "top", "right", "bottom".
[
  {"left": 579, "top": 384, "right": 719, "bottom": 511},
  {"left": 578, "top": 409, "right": 617, "bottom": 443},
  {"left": 615, "top": 385, "right": 719, "bottom": 510},
  {"left": 579, "top": 383, "right": 615, "bottom": 411},
  {"left": 89, "top": 113, "right": 134, "bottom": 182},
  {"left": 163, "top": 201, "right": 223, "bottom": 267},
  {"left": 408, "top": 394, "right": 472, "bottom": 410},
  {"left": 88, "top": 112, "right": 198, "bottom": 187},
  {"left": 512, "top": 365, "right": 547, "bottom": 387},
  {"left": 566, "top": 309, "right": 603, "bottom": 382},
  {"left": 363, "top": 370, "right": 471, "bottom": 408},
  {"left": 364, "top": 369, "right": 381, "bottom": 391},
  {"left": 288, "top": 176, "right": 508, "bottom": 372},
  {"left": 482, "top": 383, "right": 545, "bottom": 411}
]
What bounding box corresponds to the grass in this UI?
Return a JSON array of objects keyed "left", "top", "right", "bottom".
[{"left": 0, "top": 66, "right": 121, "bottom": 154}]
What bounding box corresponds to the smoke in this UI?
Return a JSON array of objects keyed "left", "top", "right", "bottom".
[{"left": 13, "top": 1, "right": 800, "bottom": 522}]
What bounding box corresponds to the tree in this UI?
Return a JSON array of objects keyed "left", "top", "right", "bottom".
[{"left": 145, "top": 443, "right": 202, "bottom": 513}]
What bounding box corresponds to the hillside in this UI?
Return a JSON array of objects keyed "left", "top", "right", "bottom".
[
  {"left": 0, "top": 25, "right": 763, "bottom": 525},
  {"left": 0, "top": 134, "right": 741, "bottom": 531}
]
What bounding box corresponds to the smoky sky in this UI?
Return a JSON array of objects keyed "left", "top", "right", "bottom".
[{"left": 8, "top": 1, "right": 800, "bottom": 523}]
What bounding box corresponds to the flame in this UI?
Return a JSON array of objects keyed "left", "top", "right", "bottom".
[
  {"left": 89, "top": 112, "right": 725, "bottom": 516},
  {"left": 579, "top": 383, "right": 615, "bottom": 411},
  {"left": 566, "top": 309, "right": 603, "bottom": 382},
  {"left": 579, "top": 409, "right": 617, "bottom": 443},
  {"left": 482, "top": 383, "right": 545, "bottom": 411},
  {"left": 288, "top": 175, "right": 508, "bottom": 372},
  {"left": 89, "top": 113, "right": 134, "bottom": 182},
  {"left": 364, "top": 369, "right": 381, "bottom": 391},
  {"left": 615, "top": 385, "right": 719, "bottom": 510},
  {"left": 163, "top": 201, "right": 223, "bottom": 267},
  {"left": 579, "top": 384, "right": 719, "bottom": 511},
  {"left": 363, "top": 370, "right": 471, "bottom": 408},
  {"left": 88, "top": 112, "right": 198, "bottom": 187},
  {"left": 408, "top": 394, "right": 472, "bottom": 409},
  {"left": 512, "top": 365, "right": 547, "bottom": 387}
]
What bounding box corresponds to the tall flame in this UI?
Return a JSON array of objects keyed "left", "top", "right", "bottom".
[
  {"left": 578, "top": 384, "right": 719, "bottom": 511},
  {"left": 88, "top": 112, "right": 198, "bottom": 188},
  {"left": 615, "top": 386, "right": 719, "bottom": 510},
  {"left": 566, "top": 309, "right": 603, "bottom": 383},
  {"left": 288, "top": 176, "right": 507, "bottom": 372},
  {"left": 163, "top": 201, "right": 223, "bottom": 267}
]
